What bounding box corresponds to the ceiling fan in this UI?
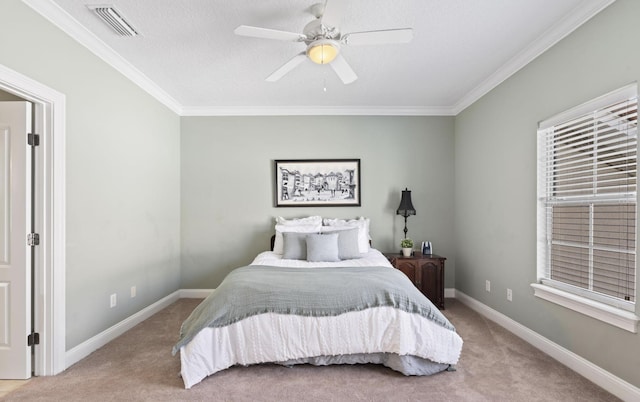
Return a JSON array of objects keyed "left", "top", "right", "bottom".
[{"left": 233, "top": 1, "right": 413, "bottom": 84}]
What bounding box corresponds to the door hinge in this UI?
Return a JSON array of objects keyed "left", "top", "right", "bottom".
[
  {"left": 27, "top": 233, "right": 40, "bottom": 247},
  {"left": 28, "top": 133, "right": 40, "bottom": 146},
  {"left": 27, "top": 332, "right": 40, "bottom": 346}
]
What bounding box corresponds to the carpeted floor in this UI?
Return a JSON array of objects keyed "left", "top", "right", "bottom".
[{"left": 3, "top": 298, "right": 619, "bottom": 401}]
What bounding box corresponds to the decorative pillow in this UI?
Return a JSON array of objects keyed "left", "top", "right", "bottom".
[
  {"left": 275, "top": 216, "right": 322, "bottom": 226},
  {"left": 273, "top": 223, "right": 321, "bottom": 254},
  {"left": 282, "top": 232, "right": 308, "bottom": 260},
  {"left": 322, "top": 217, "right": 370, "bottom": 253},
  {"left": 306, "top": 233, "right": 340, "bottom": 262},
  {"left": 321, "top": 227, "right": 362, "bottom": 260}
]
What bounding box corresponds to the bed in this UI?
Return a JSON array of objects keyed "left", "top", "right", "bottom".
[{"left": 173, "top": 216, "right": 463, "bottom": 389}]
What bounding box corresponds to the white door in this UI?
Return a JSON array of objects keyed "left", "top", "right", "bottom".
[{"left": 0, "top": 101, "right": 32, "bottom": 379}]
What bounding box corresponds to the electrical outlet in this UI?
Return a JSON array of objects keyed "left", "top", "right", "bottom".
[
  {"left": 507, "top": 288, "right": 513, "bottom": 301},
  {"left": 131, "top": 286, "right": 136, "bottom": 298},
  {"left": 110, "top": 293, "right": 117, "bottom": 308},
  {"left": 485, "top": 280, "right": 491, "bottom": 292}
]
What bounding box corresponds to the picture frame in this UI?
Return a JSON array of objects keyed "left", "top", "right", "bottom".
[{"left": 275, "top": 159, "right": 361, "bottom": 207}]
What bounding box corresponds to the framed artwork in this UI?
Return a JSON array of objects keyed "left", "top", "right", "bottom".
[{"left": 275, "top": 159, "right": 361, "bottom": 207}]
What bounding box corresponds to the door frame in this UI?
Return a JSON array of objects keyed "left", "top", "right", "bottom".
[{"left": 0, "top": 63, "right": 65, "bottom": 376}]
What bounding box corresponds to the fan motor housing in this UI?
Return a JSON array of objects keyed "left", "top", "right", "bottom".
[{"left": 303, "top": 19, "right": 340, "bottom": 43}]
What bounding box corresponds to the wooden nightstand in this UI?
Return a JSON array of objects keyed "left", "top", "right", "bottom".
[{"left": 384, "top": 253, "right": 446, "bottom": 309}]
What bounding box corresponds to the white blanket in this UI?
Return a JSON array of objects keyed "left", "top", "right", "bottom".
[{"left": 180, "top": 307, "right": 462, "bottom": 389}]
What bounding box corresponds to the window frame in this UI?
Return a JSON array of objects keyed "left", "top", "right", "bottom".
[{"left": 534, "top": 83, "right": 639, "bottom": 333}]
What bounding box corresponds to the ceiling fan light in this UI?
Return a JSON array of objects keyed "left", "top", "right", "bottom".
[{"left": 307, "top": 41, "right": 339, "bottom": 64}]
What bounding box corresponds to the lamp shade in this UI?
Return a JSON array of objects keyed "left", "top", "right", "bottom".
[{"left": 396, "top": 188, "right": 416, "bottom": 217}]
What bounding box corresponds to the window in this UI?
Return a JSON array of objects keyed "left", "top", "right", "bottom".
[{"left": 536, "top": 84, "right": 638, "bottom": 329}]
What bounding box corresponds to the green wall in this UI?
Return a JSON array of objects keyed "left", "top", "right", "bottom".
[
  {"left": 454, "top": 0, "right": 639, "bottom": 387},
  {"left": 0, "top": 0, "right": 182, "bottom": 350},
  {"left": 180, "top": 116, "right": 455, "bottom": 288}
]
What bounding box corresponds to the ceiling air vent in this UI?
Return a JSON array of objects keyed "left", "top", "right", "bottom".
[{"left": 87, "top": 5, "right": 138, "bottom": 36}]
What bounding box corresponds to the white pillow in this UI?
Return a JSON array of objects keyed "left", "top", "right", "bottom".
[
  {"left": 275, "top": 216, "right": 322, "bottom": 226},
  {"left": 273, "top": 223, "right": 321, "bottom": 254},
  {"left": 323, "top": 217, "right": 370, "bottom": 253}
]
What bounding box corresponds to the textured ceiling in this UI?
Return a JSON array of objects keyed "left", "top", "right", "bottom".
[{"left": 25, "top": 0, "right": 613, "bottom": 115}]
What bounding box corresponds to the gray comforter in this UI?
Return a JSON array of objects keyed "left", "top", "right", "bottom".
[{"left": 173, "top": 265, "right": 456, "bottom": 355}]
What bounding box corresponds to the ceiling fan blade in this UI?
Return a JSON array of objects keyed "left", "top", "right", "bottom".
[
  {"left": 342, "top": 28, "right": 413, "bottom": 46},
  {"left": 234, "top": 25, "right": 306, "bottom": 42},
  {"left": 266, "top": 52, "right": 307, "bottom": 82},
  {"left": 320, "top": 0, "right": 346, "bottom": 29},
  {"left": 330, "top": 54, "right": 357, "bottom": 84}
]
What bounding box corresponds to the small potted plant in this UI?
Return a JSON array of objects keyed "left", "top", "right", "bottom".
[{"left": 400, "top": 238, "right": 413, "bottom": 257}]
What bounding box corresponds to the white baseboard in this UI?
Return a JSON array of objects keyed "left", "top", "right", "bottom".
[
  {"left": 454, "top": 291, "right": 640, "bottom": 402},
  {"left": 65, "top": 291, "right": 181, "bottom": 369}
]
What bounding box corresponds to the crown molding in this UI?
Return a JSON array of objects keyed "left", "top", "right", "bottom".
[
  {"left": 180, "top": 105, "right": 456, "bottom": 117},
  {"left": 21, "top": 0, "right": 182, "bottom": 115},
  {"left": 451, "top": 0, "right": 616, "bottom": 115}
]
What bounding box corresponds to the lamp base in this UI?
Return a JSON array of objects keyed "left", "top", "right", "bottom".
[{"left": 403, "top": 215, "right": 409, "bottom": 239}]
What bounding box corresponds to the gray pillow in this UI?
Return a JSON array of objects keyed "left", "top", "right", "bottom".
[
  {"left": 282, "top": 232, "right": 308, "bottom": 260},
  {"left": 322, "top": 228, "right": 362, "bottom": 260},
  {"left": 306, "top": 233, "right": 340, "bottom": 262}
]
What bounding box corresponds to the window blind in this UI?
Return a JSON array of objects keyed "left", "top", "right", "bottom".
[{"left": 538, "top": 87, "right": 638, "bottom": 306}]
